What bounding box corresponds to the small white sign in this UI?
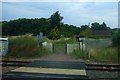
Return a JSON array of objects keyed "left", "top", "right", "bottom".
[
  {"left": 79, "top": 37, "right": 85, "bottom": 41},
  {"left": 0, "top": 38, "right": 8, "bottom": 41}
]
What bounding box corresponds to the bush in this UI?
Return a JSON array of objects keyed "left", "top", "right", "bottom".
[
  {"left": 112, "top": 30, "right": 120, "bottom": 58},
  {"left": 6, "top": 34, "right": 49, "bottom": 58},
  {"left": 48, "top": 27, "right": 61, "bottom": 40},
  {"left": 112, "top": 30, "right": 120, "bottom": 47}
]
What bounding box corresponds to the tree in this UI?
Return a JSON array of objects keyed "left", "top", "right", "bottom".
[
  {"left": 91, "top": 22, "right": 100, "bottom": 30},
  {"left": 2, "top": 18, "right": 50, "bottom": 36},
  {"left": 2, "top": 18, "right": 81, "bottom": 38},
  {"left": 102, "top": 22, "right": 107, "bottom": 28},
  {"left": 81, "top": 25, "right": 89, "bottom": 31},
  {"left": 91, "top": 22, "right": 110, "bottom": 30},
  {"left": 80, "top": 27, "right": 91, "bottom": 38},
  {"left": 63, "top": 32, "right": 73, "bottom": 37},
  {"left": 48, "top": 27, "right": 61, "bottom": 40},
  {"left": 99, "top": 22, "right": 107, "bottom": 30},
  {"left": 49, "top": 11, "right": 63, "bottom": 29}
]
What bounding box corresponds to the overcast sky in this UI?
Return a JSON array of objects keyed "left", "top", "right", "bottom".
[{"left": 2, "top": 2, "right": 118, "bottom": 28}]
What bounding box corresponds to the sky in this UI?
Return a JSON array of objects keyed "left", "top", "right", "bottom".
[{"left": 1, "top": 2, "right": 118, "bottom": 28}]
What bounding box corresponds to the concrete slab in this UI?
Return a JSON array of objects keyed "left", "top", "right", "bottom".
[
  {"left": 11, "top": 67, "right": 86, "bottom": 75},
  {"left": 2, "top": 72, "right": 90, "bottom": 80}
]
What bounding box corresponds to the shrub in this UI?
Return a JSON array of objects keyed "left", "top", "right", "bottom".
[
  {"left": 48, "top": 27, "right": 61, "bottom": 40},
  {"left": 6, "top": 34, "right": 49, "bottom": 58},
  {"left": 112, "top": 30, "right": 120, "bottom": 47}
]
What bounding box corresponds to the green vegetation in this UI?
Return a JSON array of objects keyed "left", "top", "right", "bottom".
[
  {"left": 80, "top": 27, "right": 92, "bottom": 38},
  {"left": 85, "top": 38, "right": 118, "bottom": 63},
  {"left": 112, "top": 30, "right": 120, "bottom": 62},
  {"left": 2, "top": 11, "right": 80, "bottom": 39},
  {"left": 91, "top": 22, "right": 110, "bottom": 30},
  {"left": 89, "top": 47, "right": 118, "bottom": 63},
  {"left": 55, "top": 37, "right": 78, "bottom": 44},
  {"left": 44, "top": 37, "right": 78, "bottom": 44},
  {"left": 48, "top": 27, "right": 61, "bottom": 40},
  {"left": 112, "top": 30, "right": 120, "bottom": 47},
  {"left": 49, "top": 11, "right": 63, "bottom": 29},
  {"left": 2, "top": 11, "right": 119, "bottom": 63},
  {"left": 5, "top": 34, "right": 51, "bottom": 58},
  {"left": 70, "top": 38, "right": 118, "bottom": 63},
  {"left": 70, "top": 49, "right": 88, "bottom": 59},
  {"left": 2, "top": 11, "right": 115, "bottom": 40}
]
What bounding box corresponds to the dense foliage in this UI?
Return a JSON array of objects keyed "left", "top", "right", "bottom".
[
  {"left": 7, "top": 34, "right": 50, "bottom": 58},
  {"left": 2, "top": 11, "right": 116, "bottom": 39},
  {"left": 2, "top": 18, "right": 81, "bottom": 38},
  {"left": 48, "top": 27, "right": 61, "bottom": 40},
  {"left": 2, "top": 18, "right": 50, "bottom": 36},
  {"left": 80, "top": 27, "right": 92, "bottom": 38},
  {"left": 49, "top": 11, "right": 63, "bottom": 29},
  {"left": 91, "top": 22, "right": 110, "bottom": 30}
]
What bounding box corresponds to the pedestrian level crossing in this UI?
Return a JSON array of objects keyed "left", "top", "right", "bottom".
[{"left": 2, "top": 60, "right": 91, "bottom": 80}]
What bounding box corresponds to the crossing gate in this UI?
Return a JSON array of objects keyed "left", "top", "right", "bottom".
[
  {"left": 42, "top": 42, "right": 79, "bottom": 54},
  {"left": 53, "top": 44, "right": 67, "bottom": 54}
]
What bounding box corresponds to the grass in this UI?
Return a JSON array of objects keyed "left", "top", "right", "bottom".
[
  {"left": 70, "top": 38, "right": 118, "bottom": 63},
  {"left": 4, "top": 34, "right": 52, "bottom": 59},
  {"left": 88, "top": 47, "right": 118, "bottom": 63},
  {"left": 44, "top": 37, "right": 78, "bottom": 44},
  {"left": 55, "top": 37, "right": 78, "bottom": 44},
  {"left": 4, "top": 35, "right": 118, "bottom": 63},
  {"left": 70, "top": 49, "right": 88, "bottom": 59}
]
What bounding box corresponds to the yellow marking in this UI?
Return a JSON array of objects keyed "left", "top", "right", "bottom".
[{"left": 12, "top": 67, "right": 86, "bottom": 75}]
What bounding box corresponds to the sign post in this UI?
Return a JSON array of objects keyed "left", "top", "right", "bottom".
[{"left": 37, "top": 32, "right": 44, "bottom": 46}]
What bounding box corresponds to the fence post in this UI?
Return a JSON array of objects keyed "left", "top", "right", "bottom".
[
  {"left": 66, "top": 44, "right": 67, "bottom": 54},
  {"left": 52, "top": 43, "right": 54, "bottom": 53}
]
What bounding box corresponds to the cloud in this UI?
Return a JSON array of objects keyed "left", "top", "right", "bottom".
[
  {"left": 2, "top": 2, "right": 118, "bottom": 28},
  {"left": 1, "top": 0, "right": 120, "bottom": 2}
]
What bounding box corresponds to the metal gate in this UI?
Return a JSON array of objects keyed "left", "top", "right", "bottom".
[{"left": 53, "top": 44, "right": 67, "bottom": 54}]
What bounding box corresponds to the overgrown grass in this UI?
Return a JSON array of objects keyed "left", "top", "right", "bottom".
[
  {"left": 70, "top": 38, "right": 118, "bottom": 63},
  {"left": 70, "top": 49, "right": 88, "bottom": 59},
  {"left": 88, "top": 47, "right": 118, "bottom": 63},
  {"left": 5, "top": 34, "right": 51, "bottom": 59},
  {"left": 44, "top": 37, "right": 78, "bottom": 44}
]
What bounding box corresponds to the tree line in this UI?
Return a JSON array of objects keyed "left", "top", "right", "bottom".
[{"left": 2, "top": 11, "right": 116, "bottom": 39}]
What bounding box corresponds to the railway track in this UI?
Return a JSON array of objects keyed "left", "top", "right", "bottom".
[
  {"left": 1, "top": 60, "right": 119, "bottom": 80},
  {"left": 2, "top": 60, "right": 31, "bottom": 67},
  {"left": 1, "top": 60, "right": 120, "bottom": 71},
  {"left": 86, "top": 63, "right": 120, "bottom": 71}
]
